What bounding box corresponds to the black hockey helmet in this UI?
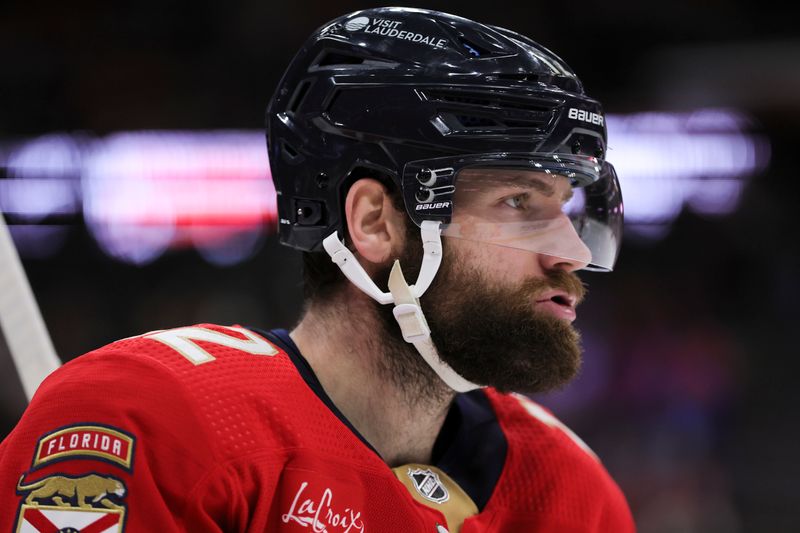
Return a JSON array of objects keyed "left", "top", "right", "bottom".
[{"left": 267, "top": 7, "right": 622, "bottom": 270}]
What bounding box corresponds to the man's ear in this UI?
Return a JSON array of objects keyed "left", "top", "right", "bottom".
[{"left": 344, "top": 178, "right": 405, "bottom": 265}]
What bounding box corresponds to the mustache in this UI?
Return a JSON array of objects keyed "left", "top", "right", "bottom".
[{"left": 519, "top": 270, "right": 587, "bottom": 305}]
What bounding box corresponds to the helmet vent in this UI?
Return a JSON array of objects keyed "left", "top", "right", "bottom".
[
  {"left": 312, "top": 50, "right": 398, "bottom": 70},
  {"left": 458, "top": 36, "right": 491, "bottom": 58},
  {"left": 424, "top": 90, "right": 555, "bottom": 112},
  {"left": 281, "top": 140, "right": 301, "bottom": 162},
  {"left": 287, "top": 80, "right": 312, "bottom": 114},
  {"left": 454, "top": 114, "right": 500, "bottom": 128},
  {"left": 423, "top": 89, "right": 558, "bottom": 134},
  {"left": 316, "top": 52, "right": 366, "bottom": 67},
  {"left": 430, "top": 92, "right": 492, "bottom": 107}
]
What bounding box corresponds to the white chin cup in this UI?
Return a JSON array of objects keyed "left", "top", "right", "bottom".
[{"left": 322, "top": 221, "right": 480, "bottom": 392}]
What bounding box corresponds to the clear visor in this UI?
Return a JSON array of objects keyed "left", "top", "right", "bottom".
[{"left": 402, "top": 154, "right": 623, "bottom": 271}]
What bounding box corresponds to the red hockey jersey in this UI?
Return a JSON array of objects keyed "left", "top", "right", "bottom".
[{"left": 0, "top": 324, "right": 634, "bottom": 532}]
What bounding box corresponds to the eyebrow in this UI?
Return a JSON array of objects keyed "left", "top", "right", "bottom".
[{"left": 503, "top": 174, "right": 574, "bottom": 202}]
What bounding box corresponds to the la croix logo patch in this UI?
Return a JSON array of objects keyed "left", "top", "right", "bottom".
[
  {"left": 32, "top": 424, "right": 135, "bottom": 471},
  {"left": 281, "top": 480, "right": 365, "bottom": 532},
  {"left": 14, "top": 473, "right": 127, "bottom": 532}
]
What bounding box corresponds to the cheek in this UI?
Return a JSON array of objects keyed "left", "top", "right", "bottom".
[
  {"left": 493, "top": 247, "right": 545, "bottom": 280},
  {"left": 446, "top": 238, "right": 544, "bottom": 281}
]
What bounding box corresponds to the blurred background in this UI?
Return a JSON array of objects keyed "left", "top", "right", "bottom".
[{"left": 1, "top": 1, "right": 798, "bottom": 531}]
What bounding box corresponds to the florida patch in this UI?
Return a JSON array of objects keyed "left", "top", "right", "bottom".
[
  {"left": 14, "top": 473, "right": 127, "bottom": 532},
  {"left": 32, "top": 424, "right": 135, "bottom": 471}
]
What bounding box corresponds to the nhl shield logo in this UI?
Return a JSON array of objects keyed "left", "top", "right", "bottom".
[
  {"left": 14, "top": 473, "right": 127, "bottom": 532},
  {"left": 407, "top": 468, "right": 449, "bottom": 504}
]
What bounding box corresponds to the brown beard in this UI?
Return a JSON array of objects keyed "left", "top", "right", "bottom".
[{"left": 373, "top": 232, "right": 587, "bottom": 396}]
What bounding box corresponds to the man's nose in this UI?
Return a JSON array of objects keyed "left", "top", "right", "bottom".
[
  {"left": 536, "top": 215, "right": 592, "bottom": 272},
  {"left": 538, "top": 251, "right": 589, "bottom": 273}
]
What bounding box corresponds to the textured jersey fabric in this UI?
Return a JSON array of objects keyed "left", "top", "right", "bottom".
[{"left": 0, "top": 323, "right": 634, "bottom": 532}]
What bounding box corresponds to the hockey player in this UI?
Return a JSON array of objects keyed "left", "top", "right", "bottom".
[{"left": 0, "top": 7, "right": 633, "bottom": 532}]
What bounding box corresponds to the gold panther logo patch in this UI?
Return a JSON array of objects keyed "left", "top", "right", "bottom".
[
  {"left": 15, "top": 473, "right": 127, "bottom": 532},
  {"left": 17, "top": 473, "right": 126, "bottom": 510}
]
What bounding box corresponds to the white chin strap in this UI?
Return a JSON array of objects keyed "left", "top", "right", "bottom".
[{"left": 322, "top": 220, "right": 480, "bottom": 393}]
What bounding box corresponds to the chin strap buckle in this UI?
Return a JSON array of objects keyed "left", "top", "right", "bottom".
[
  {"left": 392, "top": 303, "right": 431, "bottom": 343},
  {"left": 389, "top": 262, "right": 431, "bottom": 343}
]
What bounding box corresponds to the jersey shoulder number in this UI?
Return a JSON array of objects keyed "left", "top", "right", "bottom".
[{"left": 119, "top": 324, "right": 280, "bottom": 365}]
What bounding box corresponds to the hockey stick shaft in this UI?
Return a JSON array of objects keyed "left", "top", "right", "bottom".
[{"left": 0, "top": 214, "right": 61, "bottom": 402}]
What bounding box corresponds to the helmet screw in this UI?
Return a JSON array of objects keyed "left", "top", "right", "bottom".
[
  {"left": 571, "top": 140, "right": 582, "bottom": 154},
  {"left": 415, "top": 187, "right": 434, "bottom": 203},
  {"left": 416, "top": 168, "right": 436, "bottom": 186},
  {"left": 316, "top": 172, "right": 328, "bottom": 189}
]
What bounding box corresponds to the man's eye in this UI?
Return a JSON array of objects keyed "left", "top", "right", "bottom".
[{"left": 503, "top": 194, "right": 528, "bottom": 209}]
